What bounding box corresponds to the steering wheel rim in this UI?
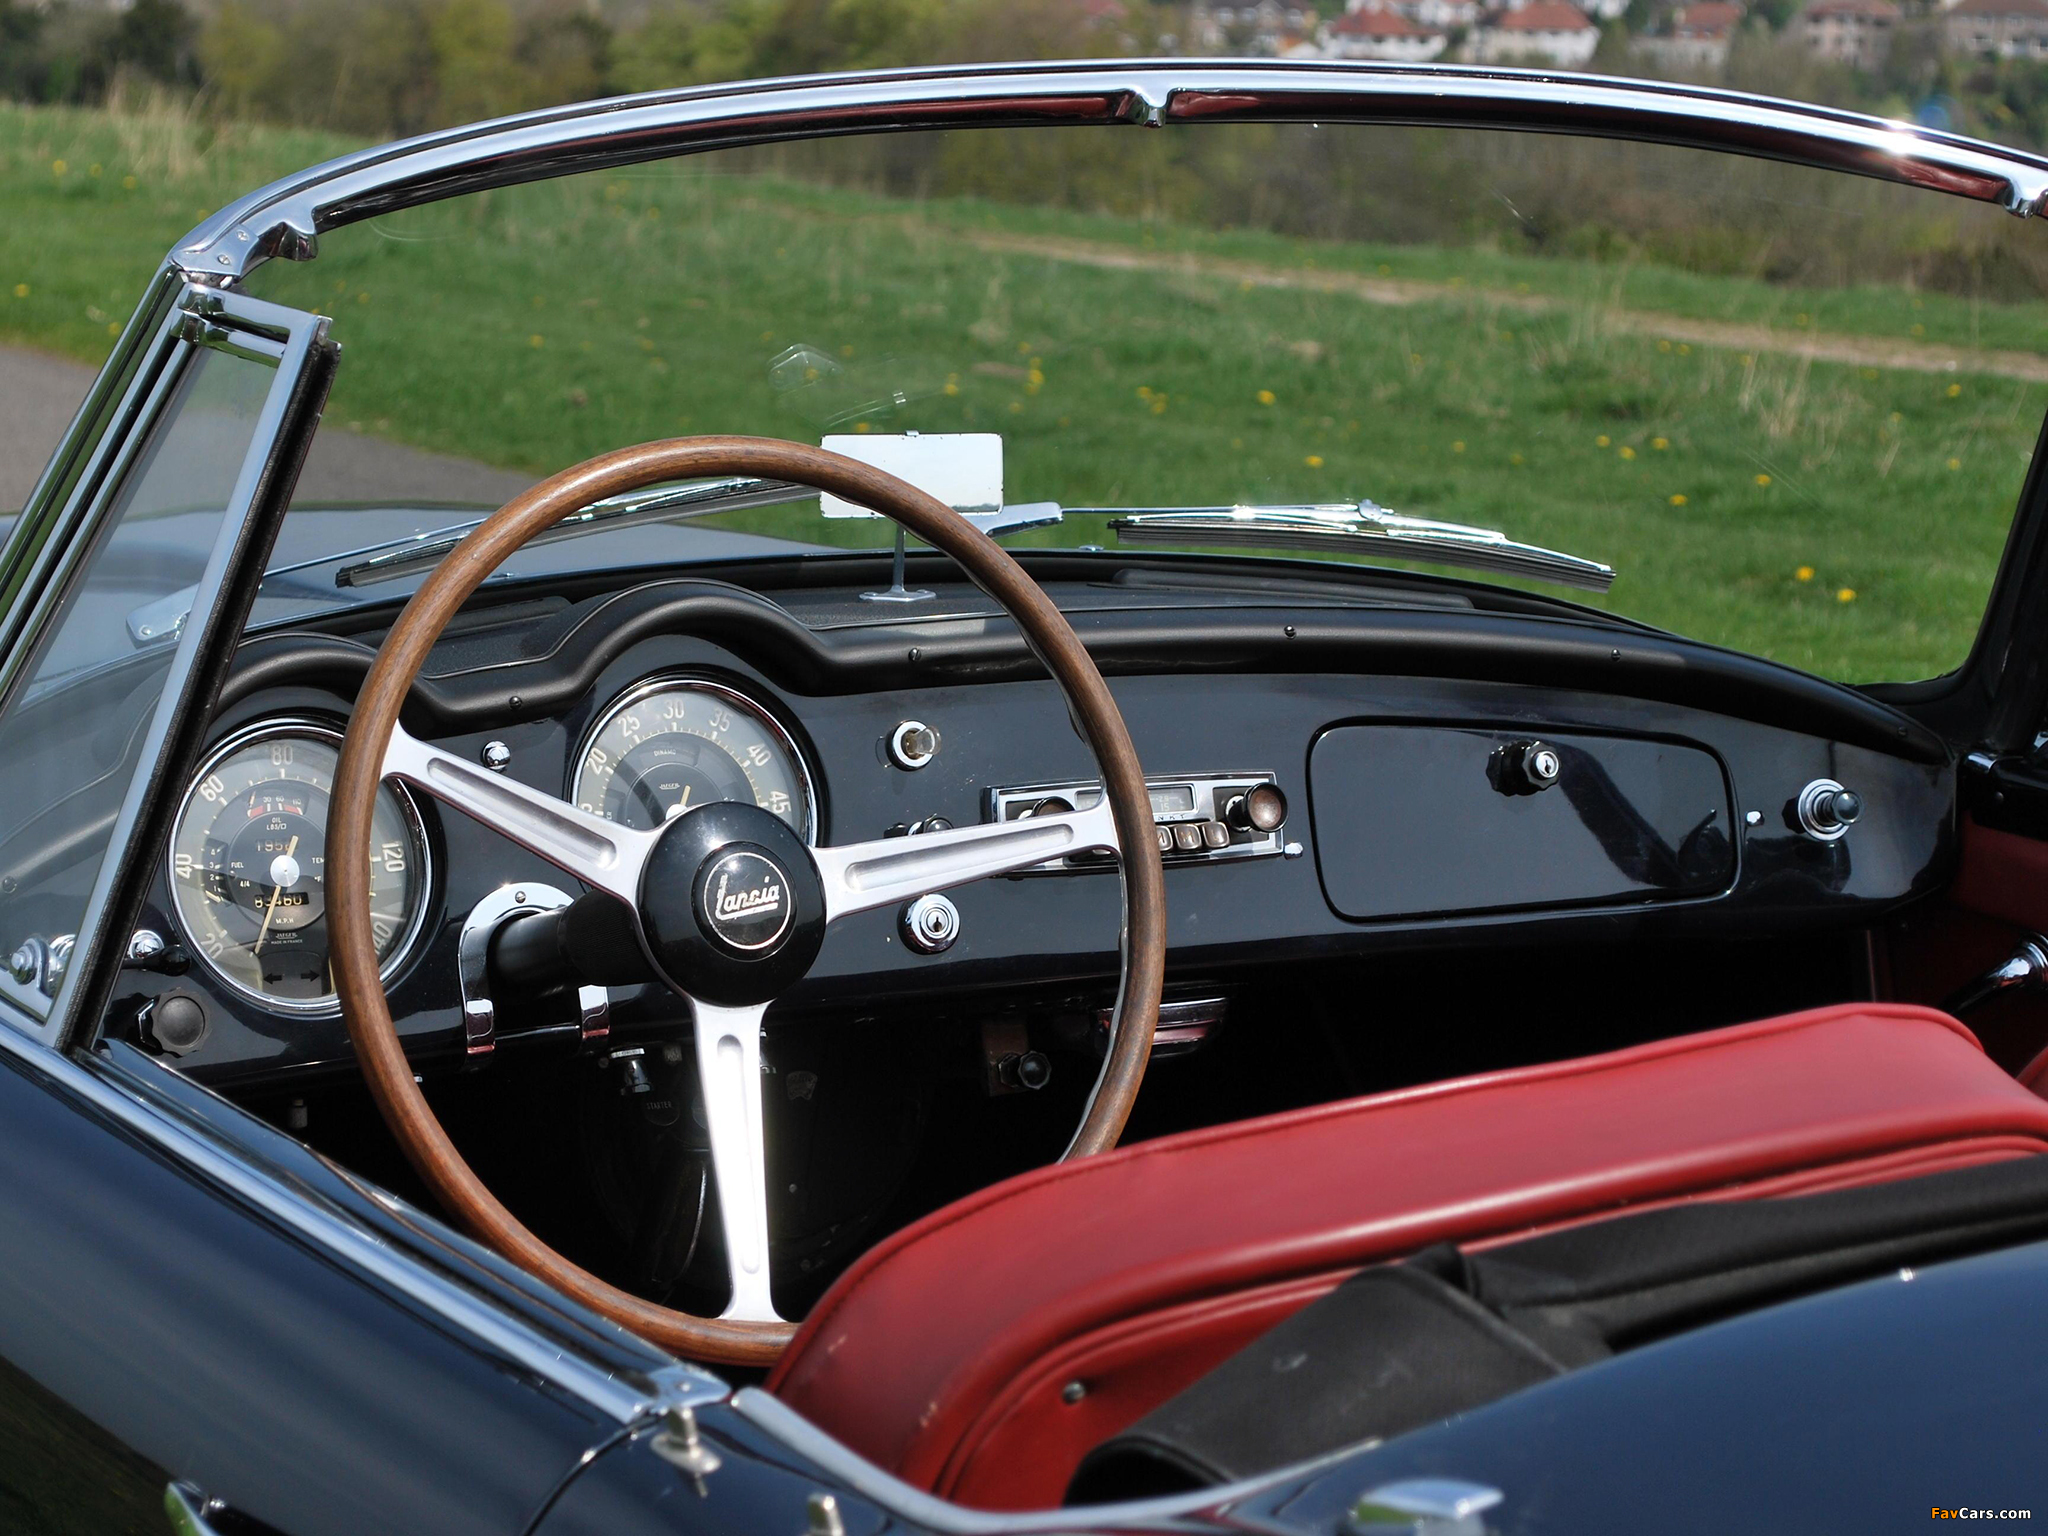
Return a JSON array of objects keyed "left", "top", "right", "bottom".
[{"left": 329, "top": 436, "right": 1166, "bottom": 1365}]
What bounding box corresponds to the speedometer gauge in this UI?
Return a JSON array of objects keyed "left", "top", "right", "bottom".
[
  {"left": 572, "top": 677, "right": 816, "bottom": 841},
  {"left": 167, "top": 721, "right": 431, "bottom": 1014}
]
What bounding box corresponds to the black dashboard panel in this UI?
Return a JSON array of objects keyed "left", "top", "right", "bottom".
[
  {"left": 1310, "top": 724, "right": 1735, "bottom": 920},
  {"left": 110, "top": 569, "right": 1958, "bottom": 1089}
]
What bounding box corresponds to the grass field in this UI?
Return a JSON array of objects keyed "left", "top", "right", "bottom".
[{"left": 4, "top": 98, "right": 2045, "bottom": 683}]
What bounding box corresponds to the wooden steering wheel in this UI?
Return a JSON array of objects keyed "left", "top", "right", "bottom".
[{"left": 329, "top": 437, "right": 1167, "bottom": 1365}]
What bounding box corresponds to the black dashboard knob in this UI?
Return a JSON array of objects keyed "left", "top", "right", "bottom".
[
  {"left": 1226, "top": 784, "right": 1287, "bottom": 832},
  {"left": 143, "top": 993, "right": 208, "bottom": 1057},
  {"left": 999, "top": 1050, "right": 1052, "bottom": 1091},
  {"left": 1491, "top": 740, "right": 1562, "bottom": 796}
]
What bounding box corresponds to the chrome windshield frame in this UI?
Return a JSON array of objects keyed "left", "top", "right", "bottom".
[{"left": 170, "top": 59, "right": 2048, "bottom": 286}]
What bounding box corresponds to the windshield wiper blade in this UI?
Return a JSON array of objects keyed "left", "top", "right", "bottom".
[
  {"left": 1096, "top": 502, "right": 1614, "bottom": 593},
  {"left": 332, "top": 476, "right": 820, "bottom": 589}
]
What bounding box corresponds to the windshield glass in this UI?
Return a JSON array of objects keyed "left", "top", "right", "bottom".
[{"left": 242, "top": 121, "right": 2048, "bottom": 683}]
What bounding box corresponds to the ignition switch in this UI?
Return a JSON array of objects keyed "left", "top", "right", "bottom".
[{"left": 901, "top": 893, "right": 960, "bottom": 953}]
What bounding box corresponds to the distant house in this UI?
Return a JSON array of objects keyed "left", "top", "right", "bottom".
[
  {"left": 1355, "top": 0, "right": 1482, "bottom": 30},
  {"left": 1324, "top": 4, "right": 1451, "bottom": 57},
  {"left": 1634, "top": 0, "right": 1746, "bottom": 67},
  {"left": 1470, "top": 0, "right": 1601, "bottom": 62},
  {"left": 1191, "top": 0, "right": 1322, "bottom": 50},
  {"left": 1499, "top": 0, "right": 1627, "bottom": 20},
  {"left": 1944, "top": 0, "right": 2048, "bottom": 57},
  {"left": 1800, "top": 0, "right": 1900, "bottom": 66}
]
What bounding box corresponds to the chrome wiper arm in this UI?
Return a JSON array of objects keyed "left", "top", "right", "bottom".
[
  {"left": 332, "top": 476, "right": 818, "bottom": 589},
  {"left": 126, "top": 475, "right": 1058, "bottom": 644},
  {"left": 1095, "top": 502, "right": 1614, "bottom": 593}
]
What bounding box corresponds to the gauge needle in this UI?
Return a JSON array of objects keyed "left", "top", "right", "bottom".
[{"left": 253, "top": 835, "right": 299, "bottom": 955}]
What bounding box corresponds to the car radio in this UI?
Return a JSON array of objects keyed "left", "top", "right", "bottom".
[{"left": 986, "top": 773, "right": 1291, "bottom": 871}]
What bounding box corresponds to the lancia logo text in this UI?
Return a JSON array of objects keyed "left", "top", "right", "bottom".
[
  {"left": 696, "top": 847, "right": 796, "bottom": 954},
  {"left": 714, "top": 869, "right": 783, "bottom": 922}
]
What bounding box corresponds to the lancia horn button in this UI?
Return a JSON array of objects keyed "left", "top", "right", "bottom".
[{"left": 694, "top": 845, "right": 796, "bottom": 956}]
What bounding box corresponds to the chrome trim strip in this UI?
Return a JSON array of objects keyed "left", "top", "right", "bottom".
[
  {"left": 171, "top": 60, "right": 2048, "bottom": 284},
  {"left": 726, "top": 1387, "right": 1351, "bottom": 1533}
]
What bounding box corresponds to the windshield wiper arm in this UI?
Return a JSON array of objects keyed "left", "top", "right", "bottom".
[
  {"left": 126, "top": 476, "right": 1064, "bottom": 645},
  {"left": 1094, "top": 502, "right": 1613, "bottom": 593},
  {"left": 332, "top": 479, "right": 1062, "bottom": 590},
  {"left": 126, "top": 478, "right": 819, "bottom": 645},
  {"left": 332, "top": 476, "right": 820, "bottom": 589}
]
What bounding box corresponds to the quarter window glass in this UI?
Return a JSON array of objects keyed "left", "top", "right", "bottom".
[{"left": 0, "top": 344, "right": 276, "bottom": 1020}]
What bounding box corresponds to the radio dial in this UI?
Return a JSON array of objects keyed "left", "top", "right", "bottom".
[{"left": 1225, "top": 783, "right": 1288, "bottom": 833}]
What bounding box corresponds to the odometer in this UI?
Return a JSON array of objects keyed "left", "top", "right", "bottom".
[
  {"left": 167, "top": 721, "right": 431, "bottom": 1014},
  {"left": 572, "top": 677, "right": 816, "bottom": 841}
]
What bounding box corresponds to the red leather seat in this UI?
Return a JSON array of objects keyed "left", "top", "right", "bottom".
[{"left": 767, "top": 1004, "right": 2048, "bottom": 1509}]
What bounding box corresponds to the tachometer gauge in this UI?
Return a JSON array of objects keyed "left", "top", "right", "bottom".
[
  {"left": 572, "top": 677, "right": 816, "bottom": 841},
  {"left": 167, "top": 721, "right": 431, "bottom": 1014}
]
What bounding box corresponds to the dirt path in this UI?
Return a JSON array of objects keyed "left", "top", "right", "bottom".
[{"left": 962, "top": 230, "right": 2048, "bottom": 385}]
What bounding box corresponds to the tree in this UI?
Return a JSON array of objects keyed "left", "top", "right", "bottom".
[
  {"left": 198, "top": 1, "right": 285, "bottom": 119},
  {"left": 430, "top": 0, "right": 533, "bottom": 126},
  {"left": 88, "top": 0, "right": 200, "bottom": 95},
  {"left": 0, "top": 1, "right": 49, "bottom": 101},
  {"left": 519, "top": 1, "right": 612, "bottom": 106}
]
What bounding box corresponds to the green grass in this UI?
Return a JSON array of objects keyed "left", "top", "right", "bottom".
[{"left": 3, "top": 99, "right": 2042, "bottom": 683}]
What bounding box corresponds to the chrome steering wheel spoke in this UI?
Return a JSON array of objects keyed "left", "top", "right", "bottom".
[
  {"left": 813, "top": 800, "right": 1120, "bottom": 924},
  {"left": 386, "top": 723, "right": 1117, "bottom": 1327},
  {"left": 690, "top": 998, "right": 781, "bottom": 1323},
  {"left": 381, "top": 722, "right": 658, "bottom": 908}
]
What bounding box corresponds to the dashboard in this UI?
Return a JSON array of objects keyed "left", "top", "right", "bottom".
[{"left": 110, "top": 565, "right": 1958, "bottom": 1087}]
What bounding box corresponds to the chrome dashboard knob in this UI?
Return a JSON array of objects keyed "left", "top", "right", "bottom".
[{"left": 1797, "top": 778, "right": 1862, "bottom": 840}]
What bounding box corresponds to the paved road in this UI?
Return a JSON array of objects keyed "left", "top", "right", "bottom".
[
  {"left": 0, "top": 343, "right": 532, "bottom": 513},
  {"left": 0, "top": 346, "right": 96, "bottom": 512}
]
